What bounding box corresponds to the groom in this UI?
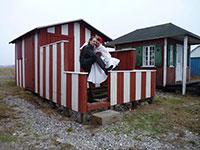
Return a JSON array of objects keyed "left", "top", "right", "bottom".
[{"left": 80, "top": 36, "right": 112, "bottom": 74}]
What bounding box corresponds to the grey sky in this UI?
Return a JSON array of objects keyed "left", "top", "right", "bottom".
[{"left": 0, "top": 0, "right": 200, "bottom": 65}]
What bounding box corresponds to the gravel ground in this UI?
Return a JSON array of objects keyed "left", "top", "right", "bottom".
[{"left": 0, "top": 92, "right": 199, "bottom": 150}]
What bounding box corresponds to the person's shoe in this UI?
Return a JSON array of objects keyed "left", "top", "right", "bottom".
[{"left": 104, "top": 65, "right": 113, "bottom": 75}]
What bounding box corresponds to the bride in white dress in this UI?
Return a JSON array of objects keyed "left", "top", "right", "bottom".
[{"left": 80, "top": 37, "right": 120, "bottom": 84}]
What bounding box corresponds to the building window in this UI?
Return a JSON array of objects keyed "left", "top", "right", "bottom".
[
  {"left": 47, "top": 27, "right": 55, "bottom": 33},
  {"left": 143, "top": 45, "right": 155, "bottom": 67},
  {"left": 169, "top": 45, "right": 174, "bottom": 67}
]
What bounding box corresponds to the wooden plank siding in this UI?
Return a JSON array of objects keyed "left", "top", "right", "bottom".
[{"left": 108, "top": 70, "right": 156, "bottom": 106}]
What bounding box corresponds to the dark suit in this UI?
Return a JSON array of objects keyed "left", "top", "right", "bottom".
[{"left": 80, "top": 44, "right": 106, "bottom": 73}]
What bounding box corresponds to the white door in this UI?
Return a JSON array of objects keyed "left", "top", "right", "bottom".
[{"left": 175, "top": 44, "right": 183, "bottom": 82}]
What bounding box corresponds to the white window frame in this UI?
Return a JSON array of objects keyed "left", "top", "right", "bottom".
[
  {"left": 169, "top": 45, "right": 174, "bottom": 67},
  {"left": 142, "top": 45, "right": 155, "bottom": 67}
]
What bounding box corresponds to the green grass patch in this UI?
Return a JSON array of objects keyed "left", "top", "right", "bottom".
[
  {"left": 122, "top": 113, "right": 168, "bottom": 138},
  {"left": 0, "top": 135, "right": 18, "bottom": 143},
  {"left": 0, "top": 68, "right": 15, "bottom": 76}
]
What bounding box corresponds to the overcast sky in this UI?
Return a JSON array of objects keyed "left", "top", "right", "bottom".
[{"left": 0, "top": 0, "right": 200, "bottom": 65}]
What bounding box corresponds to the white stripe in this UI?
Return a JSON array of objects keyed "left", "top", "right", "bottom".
[
  {"left": 72, "top": 74, "right": 79, "bottom": 111},
  {"left": 61, "top": 24, "right": 68, "bottom": 35},
  {"left": 146, "top": 72, "right": 151, "bottom": 98},
  {"left": 46, "top": 46, "right": 50, "bottom": 99},
  {"left": 123, "top": 72, "right": 130, "bottom": 103},
  {"left": 110, "top": 72, "right": 117, "bottom": 106},
  {"left": 34, "top": 33, "right": 38, "bottom": 93},
  {"left": 74, "top": 23, "right": 80, "bottom": 72},
  {"left": 40, "top": 40, "right": 68, "bottom": 48},
  {"left": 40, "top": 47, "right": 43, "bottom": 97},
  {"left": 16, "top": 60, "right": 19, "bottom": 86},
  {"left": 22, "top": 39, "right": 25, "bottom": 88},
  {"left": 52, "top": 44, "right": 57, "bottom": 103},
  {"left": 61, "top": 42, "right": 66, "bottom": 107},
  {"left": 85, "top": 28, "right": 91, "bottom": 43},
  {"left": 19, "top": 60, "right": 22, "bottom": 87},
  {"left": 135, "top": 72, "right": 141, "bottom": 100}
]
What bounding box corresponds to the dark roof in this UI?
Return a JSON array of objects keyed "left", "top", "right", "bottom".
[
  {"left": 9, "top": 19, "right": 112, "bottom": 43},
  {"left": 107, "top": 23, "right": 200, "bottom": 47}
]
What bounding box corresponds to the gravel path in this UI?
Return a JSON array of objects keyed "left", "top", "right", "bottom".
[{"left": 0, "top": 94, "right": 199, "bottom": 150}]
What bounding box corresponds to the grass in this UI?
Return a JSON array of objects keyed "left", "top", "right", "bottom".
[
  {"left": 0, "top": 67, "right": 15, "bottom": 76},
  {"left": 0, "top": 135, "right": 18, "bottom": 143},
  {"left": 104, "top": 94, "right": 200, "bottom": 143}
]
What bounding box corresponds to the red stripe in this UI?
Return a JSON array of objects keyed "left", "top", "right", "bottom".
[
  {"left": 55, "top": 25, "right": 61, "bottom": 34},
  {"left": 68, "top": 23, "right": 74, "bottom": 71},
  {"left": 130, "top": 72, "right": 136, "bottom": 101},
  {"left": 49, "top": 45, "right": 53, "bottom": 101},
  {"left": 107, "top": 73, "right": 111, "bottom": 103},
  {"left": 43, "top": 47, "right": 46, "bottom": 98},
  {"left": 78, "top": 74, "right": 87, "bottom": 114},
  {"left": 88, "top": 102, "right": 110, "bottom": 111},
  {"left": 141, "top": 72, "right": 146, "bottom": 99},
  {"left": 117, "top": 72, "right": 124, "bottom": 104},
  {"left": 33, "top": 38, "right": 35, "bottom": 92},
  {"left": 80, "top": 24, "right": 85, "bottom": 46},
  {"left": 91, "top": 32, "right": 95, "bottom": 37},
  {"left": 64, "top": 42, "right": 68, "bottom": 71},
  {"left": 80, "top": 24, "right": 85, "bottom": 72},
  {"left": 66, "top": 74, "right": 72, "bottom": 109},
  {"left": 18, "top": 60, "right": 20, "bottom": 86},
  {"left": 21, "top": 59, "right": 23, "bottom": 87},
  {"left": 57, "top": 43, "right": 61, "bottom": 105},
  {"left": 15, "top": 46, "right": 17, "bottom": 85},
  {"left": 151, "top": 72, "right": 156, "bottom": 97},
  {"left": 38, "top": 46, "right": 40, "bottom": 93}
]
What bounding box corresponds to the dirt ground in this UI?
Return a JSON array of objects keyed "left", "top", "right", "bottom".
[{"left": 0, "top": 68, "right": 200, "bottom": 150}]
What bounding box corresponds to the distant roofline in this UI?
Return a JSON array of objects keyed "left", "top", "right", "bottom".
[
  {"left": 106, "top": 22, "right": 200, "bottom": 47},
  {"left": 9, "top": 19, "right": 112, "bottom": 44}
]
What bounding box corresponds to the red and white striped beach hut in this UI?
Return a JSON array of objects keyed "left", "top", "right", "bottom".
[{"left": 10, "top": 19, "right": 156, "bottom": 120}]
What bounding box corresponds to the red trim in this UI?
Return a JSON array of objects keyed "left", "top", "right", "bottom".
[
  {"left": 18, "top": 60, "right": 20, "bottom": 86},
  {"left": 78, "top": 75, "right": 88, "bottom": 114},
  {"left": 80, "top": 24, "right": 85, "bottom": 46},
  {"left": 55, "top": 25, "right": 61, "bottom": 34},
  {"left": 130, "top": 72, "right": 136, "bottom": 101},
  {"left": 43, "top": 47, "right": 46, "bottom": 98},
  {"left": 107, "top": 73, "right": 111, "bottom": 103},
  {"left": 57, "top": 43, "right": 61, "bottom": 105},
  {"left": 66, "top": 74, "right": 72, "bottom": 109},
  {"left": 68, "top": 23, "right": 74, "bottom": 71},
  {"left": 49, "top": 45, "right": 53, "bottom": 101},
  {"left": 38, "top": 45, "right": 40, "bottom": 93},
  {"left": 117, "top": 72, "right": 124, "bottom": 104},
  {"left": 88, "top": 102, "right": 110, "bottom": 111},
  {"left": 15, "top": 45, "right": 17, "bottom": 85},
  {"left": 21, "top": 58, "right": 23, "bottom": 87},
  {"left": 141, "top": 72, "right": 146, "bottom": 99},
  {"left": 151, "top": 72, "right": 156, "bottom": 97}
]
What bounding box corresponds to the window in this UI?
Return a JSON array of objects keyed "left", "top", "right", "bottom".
[
  {"left": 169, "top": 45, "right": 174, "bottom": 67},
  {"left": 143, "top": 45, "right": 155, "bottom": 67},
  {"left": 47, "top": 27, "right": 55, "bottom": 33}
]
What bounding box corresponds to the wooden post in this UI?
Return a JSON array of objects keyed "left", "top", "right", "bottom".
[
  {"left": 163, "top": 38, "right": 167, "bottom": 87},
  {"left": 182, "top": 36, "right": 188, "bottom": 95}
]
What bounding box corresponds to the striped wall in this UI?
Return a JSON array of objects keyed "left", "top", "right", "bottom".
[
  {"left": 36, "top": 41, "right": 88, "bottom": 113},
  {"left": 16, "top": 40, "right": 25, "bottom": 88},
  {"left": 109, "top": 70, "right": 156, "bottom": 106},
  {"left": 15, "top": 21, "right": 156, "bottom": 114}
]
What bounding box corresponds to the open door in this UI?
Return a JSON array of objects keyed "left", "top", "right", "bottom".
[{"left": 175, "top": 44, "right": 183, "bottom": 82}]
